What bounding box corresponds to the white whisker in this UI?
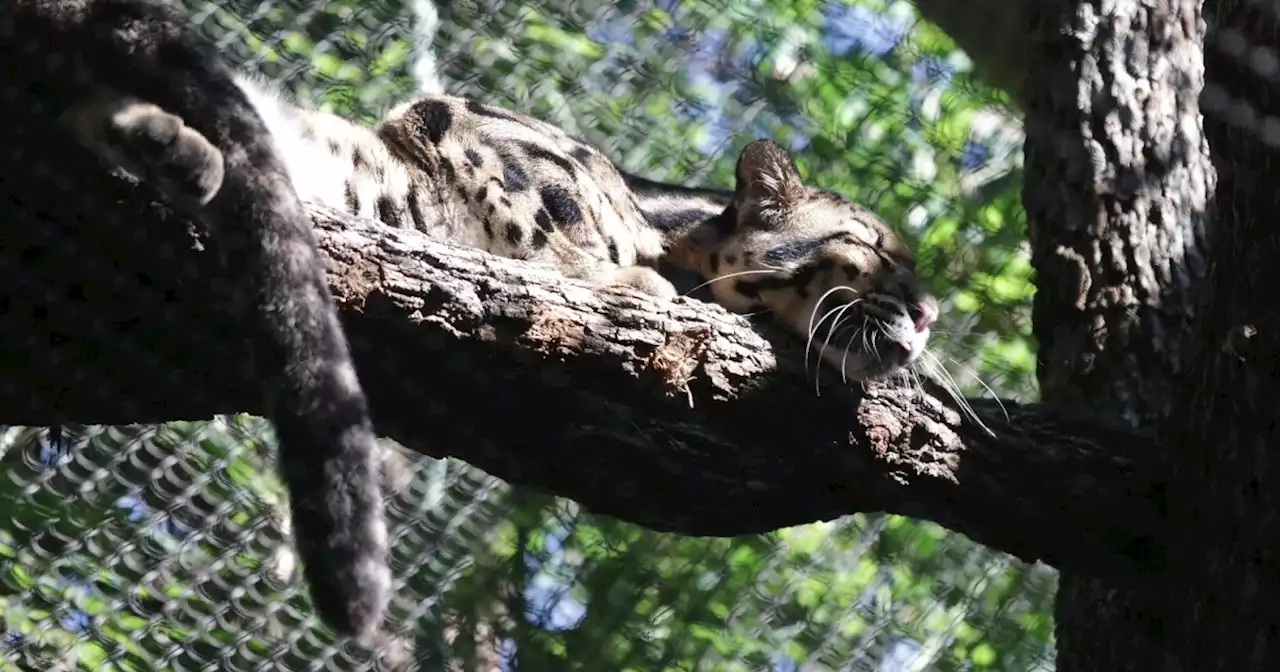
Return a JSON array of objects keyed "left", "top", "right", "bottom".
[
  {"left": 839, "top": 319, "right": 867, "bottom": 383},
  {"left": 942, "top": 353, "right": 1010, "bottom": 423},
  {"left": 682, "top": 267, "right": 787, "bottom": 297},
  {"left": 808, "top": 302, "right": 852, "bottom": 394},
  {"left": 817, "top": 301, "right": 864, "bottom": 394},
  {"left": 804, "top": 285, "right": 862, "bottom": 389},
  {"left": 920, "top": 350, "right": 998, "bottom": 437},
  {"left": 866, "top": 322, "right": 883, "bottom": 366},
  {"left": 908, "top": 365, "right": 924, "bottom": 397},
  {"left": 806, "top": 286, "right": 859, "bottom": 331},
  {"left": 806, "top": 286, "right": 860, "bottom": 336}
]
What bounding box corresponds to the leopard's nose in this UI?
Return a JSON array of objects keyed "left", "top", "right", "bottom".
[{"left": 911, "top": 295, "right": 939, "bottom": 332}]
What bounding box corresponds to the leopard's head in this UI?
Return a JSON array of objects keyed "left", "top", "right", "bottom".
[{"left": 690, "top": 139, "right": 938, "bottom": 382}]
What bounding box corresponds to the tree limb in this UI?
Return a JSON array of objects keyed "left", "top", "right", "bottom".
[{"left": 0, "top": 156, "right": 1167, "bottom": 584}]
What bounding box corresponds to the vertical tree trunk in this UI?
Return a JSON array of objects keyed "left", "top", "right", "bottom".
[
  {"left": 1022, "top": 0, "right": 1210, "bottom": 668},
  {"left": 1166, "top": 1, "right": 1280, "bottom": 667}
]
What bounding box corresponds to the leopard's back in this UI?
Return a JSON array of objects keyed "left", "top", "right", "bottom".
[{"left": 240, "top": 80, "right": 667, "bottom": 289}]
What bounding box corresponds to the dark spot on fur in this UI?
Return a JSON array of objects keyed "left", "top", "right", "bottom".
[
  {"left": 725, "top": 253, "right": 738, "bottom": 266},
  {"left": 842, "top": 264, "right": 861, "bottom": 280},
  {"left": 713, "top": 208, "right": 736, "bottom": 235},
  {"left": 466, "top": 99, "right": 523, "bottom": 123},
  {"left": 757, "top": 274, "right": 795, "bottom": 292},
  {"left": 408, "top": 190, "right": 427, "bottom": 230},
  {"left": 762, "top": 233, "right": 843, "bottom": 266},
  {"left": 503, "top": 162, "right": 530, "bottom": 192},
  {"left": 414, "top": 100, "right": 454, "bottom": 144},
  {"left": 500, "top": 197, "right": 512, "bottom": 207},
  {"left": 328, "top": 139, "right": 342, "bottom": 154},
  {"left": 790, "top": 265, "right": 819, "bottom": 299},
  {"left": 476, "top": 185, "right": 489, "bottom": 203},
  {"left": 344, "top": 183, "right": 360, "bottom": 213},
  {"left": 762, "top": 241, "right": 814, "bottom": 265},
  {"left": 465, "top": 148, "right": 484, "bottom": 167},
  {"left": 482, "top": 217, "right": 494, "bottom": 239},
  {"left": 608, "top": 241, "right": 620, "bottom": 264},
  {"left": 569, "top": 146, "right": 594, "bottom": 164},
  {"left": 351, "top": 148, "right": 367, "bottom": 170},
  {"left": 534, "top": 209, "right": 553, "bottom": 232},
  {"left": 540, "top": 185, "right": 582, "bottom": 226},
  {"left": 531, "top": 229, "right": 549, "bottom": 248},
  {"left": 439, "top": 157, "right": 456, "bottom": 184},
  {"left": 734, "top": 279, "right": 761, "bottom": 299},
  {"left": 506, "top": 223, "right": 524, "bottom": 246},
  {"left": 519, "top": 141, "right": 577, "bottom": 176},
  {"left": 647, "top": 207, "right": 718, "bottom": 232},
  {"left": 375, "top": 194, "right": 404, "bottom": 227},
  {"left": 487, "top": 203, "right": 496, "bottom": 216}
]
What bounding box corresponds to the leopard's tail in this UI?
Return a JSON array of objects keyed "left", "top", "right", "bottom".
[{"left": 4, "top": 0, "right": 393, "bottom": 644}]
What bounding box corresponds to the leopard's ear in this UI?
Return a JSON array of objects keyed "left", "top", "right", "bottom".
[{"left": 733, "top": 138, "right": 805, "bottom": 210}]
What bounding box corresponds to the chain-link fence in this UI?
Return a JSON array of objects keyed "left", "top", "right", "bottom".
[{"left": 0, "top": 1, "right": 1052, "bottom": 669}]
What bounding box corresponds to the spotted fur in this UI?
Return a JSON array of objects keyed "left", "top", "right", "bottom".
[
  {"left": 2, "top": 0, "right": 392, "bottom": 650},
  {"left": 237, "top": 78, "right": 940, "bottom": 381}
]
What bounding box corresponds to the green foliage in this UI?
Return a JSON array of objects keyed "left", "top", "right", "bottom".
[{"left": 0, "top": 0, "right": 1050, "bottom": 670}]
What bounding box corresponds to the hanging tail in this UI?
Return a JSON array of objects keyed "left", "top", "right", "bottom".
[{"left": 4, "top": 0, "right": 393, "bottom": 645}]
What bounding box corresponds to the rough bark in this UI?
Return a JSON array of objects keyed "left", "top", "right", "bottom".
[
  {"left": 0, "top": 114, "right": 1172, "bottom": 586},
  {"left": 1165, "top": 1, "right": 1280, "bottom": 668},
  {"left": 1022, "top": 0, "right": 1210, "bottom": 669}
]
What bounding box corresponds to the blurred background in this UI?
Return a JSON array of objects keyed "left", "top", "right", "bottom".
[{"left": 0, "top": 0, "right": 1050, "bottom": 669}]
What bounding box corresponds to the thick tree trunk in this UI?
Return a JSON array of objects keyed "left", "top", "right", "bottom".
[
  {"left": 1166, "top": 1, "right": 1280, "bottom": 668},
  {"left": 1022, "top": 0, "right": 1210, "bottom": 669}
]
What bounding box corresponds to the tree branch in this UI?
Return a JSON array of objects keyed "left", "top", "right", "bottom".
[{"left": 0, "top": 156, "right": 1167, "bottom": 583}]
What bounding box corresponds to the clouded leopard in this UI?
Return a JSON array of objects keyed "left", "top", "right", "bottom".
[
  {"left": 237, "top": 76, "right": 940, "bottom": 381},
  {"left": 14, "top": 0, "right": 940, "bottom": 652}
]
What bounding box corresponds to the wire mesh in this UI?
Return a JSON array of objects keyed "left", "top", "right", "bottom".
[{"left": 0, "top": 0, "right": 1052, "bottom": 670}]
